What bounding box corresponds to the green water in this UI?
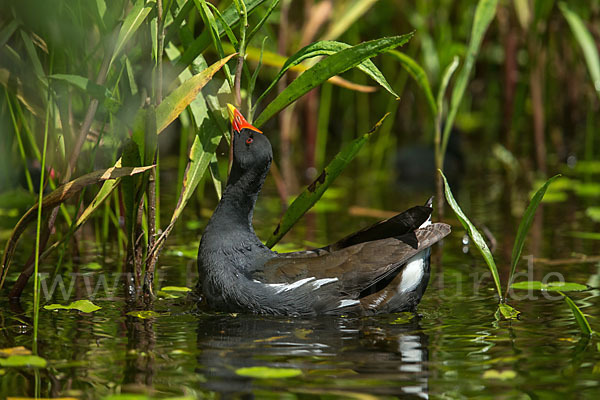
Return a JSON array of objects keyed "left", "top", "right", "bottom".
[{"left": 1, "top": 171, "right": 599, "bottom": 399}]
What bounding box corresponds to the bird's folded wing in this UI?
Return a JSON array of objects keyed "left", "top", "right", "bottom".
[{"left": 255, "top": 223, "right": 450, "bottom": 296}]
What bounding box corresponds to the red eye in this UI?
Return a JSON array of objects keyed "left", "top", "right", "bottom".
[{"left": 246, "top": 137, "right": 253, "bottom": 144}]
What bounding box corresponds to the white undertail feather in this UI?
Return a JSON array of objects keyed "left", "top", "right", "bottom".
[{"left": 398, "top": 199, "right": 433, "bottom": 293}]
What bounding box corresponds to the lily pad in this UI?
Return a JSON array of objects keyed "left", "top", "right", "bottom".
[
  {"left": 0, "top": 354, "right": 47, "bottom": 368},
  {"left": 44, "top": 299, "right": 101, "bottom": 313},
  {"left": 511, "top": 281, "right": 588, "bottom": 291},
  {"left": 235, "top": 366, "right": 303, "bottom": 379}
]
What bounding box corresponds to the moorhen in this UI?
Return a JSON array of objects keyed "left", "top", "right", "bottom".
[{"left": 196, "top": 105, "right": 451, "bottom": 316}]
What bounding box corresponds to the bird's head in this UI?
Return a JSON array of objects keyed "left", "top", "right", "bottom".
[{"left": 227, "top": 104, "right": 272, "bottom": 173}]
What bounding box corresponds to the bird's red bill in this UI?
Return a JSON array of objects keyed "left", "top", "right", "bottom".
[{"left": 227, "top": 104, "right": 262, "bottom": 134}]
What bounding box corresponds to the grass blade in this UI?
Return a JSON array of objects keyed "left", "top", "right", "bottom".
[
  {"left": 441, "top": 0, "right": 498, "bottom": 160},
  {"left": 246, "top": 0, "right": 280, "bottom": 44},
  {"left": 440, "top": 170, "right": 502, "bottom": 300},
  {"left": 0, "top": 166, "right": 154, "bottom": 288},
  {"left": 388, "top": 50, "right": 436, "bottom": 115},
  {"left": 156, "top": 53, "right": 235, "bottom": 133},
  {"left": 255, "top": 40, "right": 400, "bottom": 111},
  {"left": 254, "top": 34, "right": 412, "bottom": 127},
  {"left": 176, "top": 0, "right": 267, "bottom": 71},
  {"left": 111, "top": 0, "right": 156, "bottom": 67},
  {"left": 559, "top": 2, "right": 600, "bottom": 99},
  {"left": 49, "top": 74, "right": 113, "bottom": 101},
  {"left": 560, "top": 292, "right": 593, "bottom": 336},
  {"left": 506, "top": 175, "right": 560, "bottom": 297},
  {"left": 436, "top": 56, "right": 460, "bottom": 116},
  {"left": 266, "top": 113, "right": 389, "bottom": 247}
]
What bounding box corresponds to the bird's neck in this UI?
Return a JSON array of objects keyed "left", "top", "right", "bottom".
[{"left": 206, "top": 162, "right": 269, "bottom": 236}]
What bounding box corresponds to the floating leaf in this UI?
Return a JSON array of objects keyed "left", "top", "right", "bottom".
[
  {"left": 44, "top": 300, "right": 101, "bottom": 313},
  {"left": 511, "top": 281, "right": 588, "bottom": 292},
  {"left": 0, "top": 355, "right": 47, "bottom": 368},
  {"left": 483, "top": 369, "right": 517, "bottom": 380},
  {"left": 235, "top": 366, "right": 302, "bottom": 379},
  {"left": 560, "top": 292, "right": 593, "bottom": 336},
  {"left": 0, "top": 346, "right": 31, "bottom": 357},
  {"left": 83, "top": 262, "right": 103, "bottom": 271},
  {"left": 266, "top": 114, "right": 389, "bottom": 247},
  {"left": 507, "top": 175, "right": 560, "bottom": 297},
  {"left": 496, "top": 303, "right": 521, "bottom": 320},
  {"left": 254, "top": 34, "right": 412, "bottom": 127},
  {"left": 161, "top": 286, "right": 191, "bottom": 292},
  {"left": 440, "top": 170, "right": 502, "bottom": 299},
  {"left": 126, "top": 310, "right": 163, "bottom": 319}
]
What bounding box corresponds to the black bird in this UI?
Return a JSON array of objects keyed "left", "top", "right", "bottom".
[{"left": 196, "top": 105, "right": 450, "bottom": 316}]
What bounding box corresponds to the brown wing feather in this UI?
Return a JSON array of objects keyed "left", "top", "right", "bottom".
[{"left": 255, "top": 223, "right": 450, "bottom": 295}]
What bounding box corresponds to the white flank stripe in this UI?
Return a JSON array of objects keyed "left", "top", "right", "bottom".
[
  {"left": 337, "top": 299, "right": 360, "bottom": 308},
  {"left": 398, "top": 250, "right": 428, "bottom": 293},
  {"left": 312, "top": 277, "right": 338, "bottom": 289}
]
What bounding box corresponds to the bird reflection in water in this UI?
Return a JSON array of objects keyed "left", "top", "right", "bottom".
[{"left": 195, "top": 313, "right": 429, "bottom": 399}]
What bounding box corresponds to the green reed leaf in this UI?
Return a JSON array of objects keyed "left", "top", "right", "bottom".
[
  {"left": 440, "top": 170, "right": 502, "bottom": 300},
  {"left": 266, "top": 114, "right": 389, "bottom": 247},
  {"left": 388, "top": 50, "right": 436, "bottom": 115},
  {"left": 560, "top": 292, "right": 593, "bottom": 336}
]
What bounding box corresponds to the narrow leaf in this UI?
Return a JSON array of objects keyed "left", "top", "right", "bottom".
[
  {"left": 0, "top": 166, "right": 153, "bottom": 288},
  {"left": 388, "top": 50, "right": 436, "bottom": 115},
  {"left": 156, "top": 53, "right": 235, "bottom": 133},
  {"left": 256, "top": 40, "right": 400, "bottom": 109},
  {"left": 437, "top": 56, "right": 460, "bottom": 116},
  {"left": 507, "top": 175, "right": 560, "bottom": 294},
  {"left": 441, "top": 0, "right": 499, "bottom": 158},
  {"left": 0, "top": 20, "right": 19, "bottom": 48},
  {"left": 440, "top": 170, "right": 503, "bottom": 300},
  {"left": 49, "top": 74, "right": 113, "bottom": 101},
  {"left": 255, "top": 35, "right": 412, "bottom": 127},
  {"left": 266, "top": 114, "right": 389, "bottom": 247},
  {"left": 560, "top": 292, "right": 593, "bottom": 336},
  {"left": 559, "top": 2, "right": 600, "bottom": 98},
  {"left": 111, "top": 0, "right": 156, "bottom": 67}
]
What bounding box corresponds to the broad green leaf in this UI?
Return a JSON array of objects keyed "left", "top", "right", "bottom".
[
  {"left": 176, "top": 0, "right": 267, "bottom": 72},
  {"left": 49, "top": 74, "right": 113, "bottom": 101},
  {"left": 235, "top": 366, "right": 302, "bottom": 379},
  {"left": 496, "top": 303, "right": 521, "bottom": 320},
  {"left": 256, "top": 40, "right": 400, "bottom": 109},
  {"left": 44, "top": 299, "right": 101, "bottom": 313},
  {"left": 111, "top": 0, "right": 156, "bottom": 67},
  {"left": 254, "top": 34, "right": 413, "bottom": 127},
  {"left": 0, "top": 166, "right": 154, "bottom": 288},
  {"left": 440, "top": 170, "right": 502, "bottom": 299},
  {"left": 388, "top": 50, "right": 436, "bottom": 115},
  {"left": 560, "top": 2, "right": 600, "bottom": 98},
  {"left": 441, "top": 0, "right": 498, "bottom": 160},
  {"left": 560, "top": 292, "right": 593, "bottom": 336},
  {"left": 0, "top": 355, "right": 47, "bottom": 368},
  {"left": 511, "top": 281, "right": 588, "bottom": 292},
  {"left": 507, "top": 175, "right": 560, "bottom": 295},
  {"left": 266, "top": 114, "right": 389, "bottom": 247},
  {"left": 156, "top": 53, "right": 235, "bottom": 133}
]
